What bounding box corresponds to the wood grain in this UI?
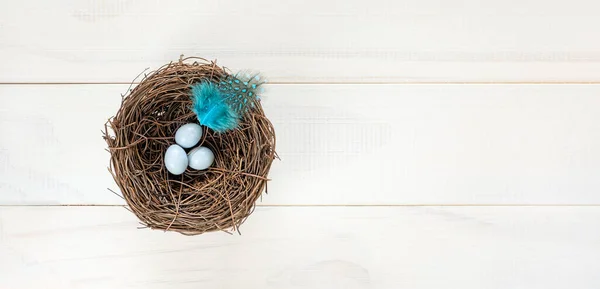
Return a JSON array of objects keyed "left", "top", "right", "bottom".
[
  {"left": 2, "top": 1, "right": 599, "bottom": 287},
  {"left": 0, "top": 206, "right": 599, "bottom": 289},
  {"left": 2, "top": 0, "right": 600, "bottom": 83},
  {"left": 1, "top": 84, "right": 599, "bottom": 205}
]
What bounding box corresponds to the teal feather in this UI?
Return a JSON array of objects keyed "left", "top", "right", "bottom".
[
  {"left": 218, "top": 71, "right": 266, "bottom": 114},
  {"left": 190, "top": 81, "right": 239, "bottom": 133}
]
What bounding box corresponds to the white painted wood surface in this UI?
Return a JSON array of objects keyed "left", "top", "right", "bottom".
[
  {"left": 2, "top": 84, "right": 599, "bottom": 205},
  {"left": 2, "top": 0, "right": 600, "bottom": 83},
  {"left": 1, "top": 206, "right": 599, "bottom": 289},
  {"left": 2, "top": 0, "right": 600, "bottom": 287}
]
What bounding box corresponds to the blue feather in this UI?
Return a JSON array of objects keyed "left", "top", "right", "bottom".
[
  {"left": 190, "top": 81, "right": 239, "bottom": 133},
  {"left": 218, "top": 71, "right": 266, "bottom": 114}
]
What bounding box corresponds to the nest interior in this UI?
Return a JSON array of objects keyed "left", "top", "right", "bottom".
[{"left": 103, "top": 57, "right": 276, "bottom": 235}]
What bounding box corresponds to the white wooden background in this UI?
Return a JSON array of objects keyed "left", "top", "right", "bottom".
[{"left": 1, "top": 0, "right": 600, "bottom": 288}]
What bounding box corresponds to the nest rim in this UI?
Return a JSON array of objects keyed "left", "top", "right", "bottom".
[{"left": 103, "top": 57, "right": 276, "bottom": 235}]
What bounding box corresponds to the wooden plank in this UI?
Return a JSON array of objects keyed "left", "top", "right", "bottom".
[
  {"left": 2, "top": 0, "right": 600, "bottom": 83},
  {"left": 2, "top": 84, "right": 600, "bottom": 205},
  {"left": 1, "top": 206, "right": 599, "bottom": 288}
]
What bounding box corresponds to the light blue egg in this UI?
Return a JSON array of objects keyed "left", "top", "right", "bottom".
[
  {"left": 164, "top": 144, "right": 188, "bottom": 175},
  {"left": 187, "top": 146, "right": 214, "bottom": 170},
  {"left": 175, "top": 123, "right": 202, "bottom": 148}
]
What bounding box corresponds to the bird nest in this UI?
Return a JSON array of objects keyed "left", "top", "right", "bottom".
[{"left": 103, "top": 57, "right": 277, "bottom": 235}]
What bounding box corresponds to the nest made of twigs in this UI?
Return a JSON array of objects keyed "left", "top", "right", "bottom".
[{"left": 103, "top": 57, "right": 277, "bottom": 235}]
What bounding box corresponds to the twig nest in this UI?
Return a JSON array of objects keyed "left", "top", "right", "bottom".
[{"left": 103, "top": 57, "right": 277, "bottom": 235}]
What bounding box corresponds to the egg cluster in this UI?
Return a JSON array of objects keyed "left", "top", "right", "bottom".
[{"left": 164, "top": 123, "right": 215, "bottom": 175}]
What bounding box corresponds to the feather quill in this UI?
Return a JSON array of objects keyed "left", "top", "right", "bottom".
[{"left": 190, "top": 81, "right": 239, "bottom": 133}]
